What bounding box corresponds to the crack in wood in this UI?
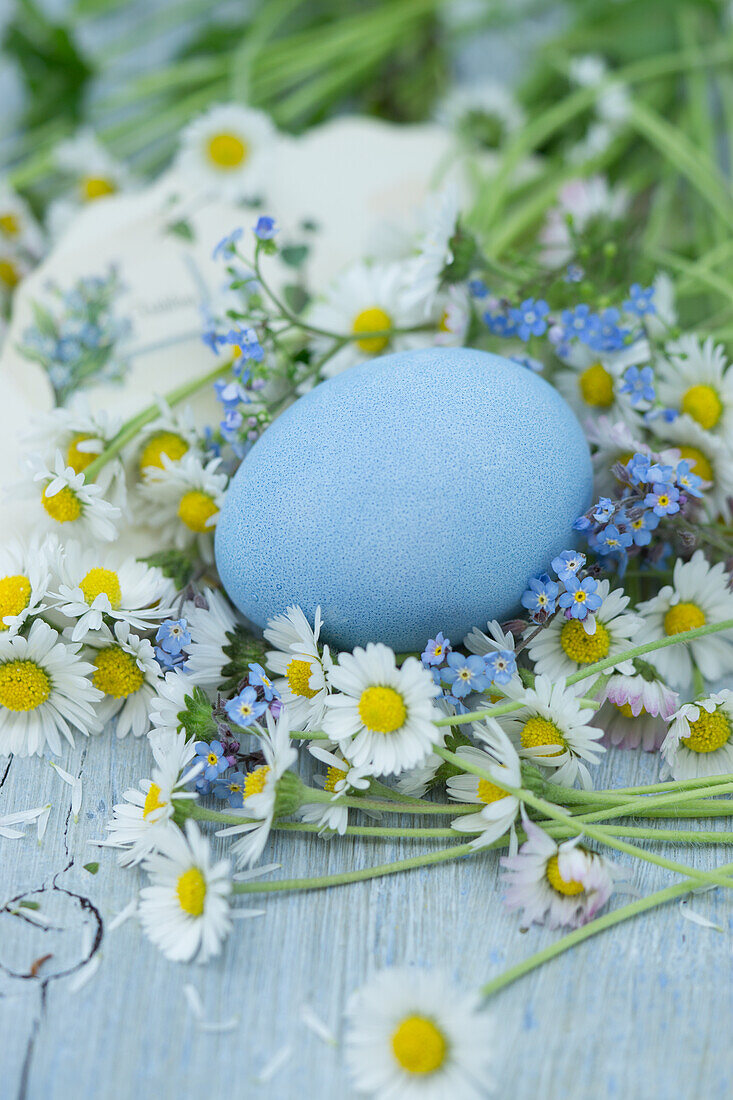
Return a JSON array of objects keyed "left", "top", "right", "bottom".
[{"left": 0, "top": 755, "right": 13, "bottom": 792}]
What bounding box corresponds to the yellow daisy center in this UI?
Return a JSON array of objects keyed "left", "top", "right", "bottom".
[
  {"left": 176, "top": 867, "right": 206, "bottom": 916},
  {"left": 81, "top": 176, "right": 116, "bottom": 201},
  {"left": 0, "top": 659, "right": 51, "bottom": 712},
  {"left": 79, "top": 567, "right": 121, "bottom": 609},
  {"left": 243, "top": 764, "right": 270, "bottom": 798},
  {"left": 664, "top": 602, "right": 705, "bottom": 636},
  {"left": 681, "top": 708, "right": 731, "bottom": 753},
  {"left": 358, "top": 685, "right": 407, "bottom": 734},
  {"left": 93, "top": 645, "right": 144, "bottom": 698},
  {"left": 560, "top": 619, "right": 611, "bottom": 664},
  {"left": 477, "top": 777, "right": 507, "bottom": 803},
  {"left": 351, "top": 307, "right": 392, "bottom": 354},
  {"left": 520, "top": 715, "right": 566, "bottom": 757},
  {"left": 66, "top": 433, "right": 98, "bottom": 473},
  {"left": 0, "top": 258, "right": 20, "bottom": 288},
  {"left": 143, "top": 782, "right": 166, "bottom": 819},
  {"left": 677, "top": 445, "right": 713, "bottom": 484},
  {"left": 0, "top": 575, "right": 32, "bottom": 629},
  {"left": 41, "top": 484, "right": 82, "bottom": 524},
  {"left": 286, "top": 657, "right": 318, "bottom": 699},
  {"left": 578, "top": 363, "right": 614, "bottom": 408},
  {"left": 546, "top": 853, "right": 585, "bottom": 896},
  {"left": 438, "top": 309, "right": 451, "bottom": 333},
  {"left": 324, "top": 764, "right": 348, "bottom": 793},
  {"left": 681, "top": 384, "right": 722, "bottom": 430},
  {"left": 139, "top": 431, "right": 189, "bottom": 472},
  {"left": 207, "top": 133, "right": 248, "bottom": 169},
  {"left": 391, "top": 1015, "right": 447, "bottom": 1075},
  {"left": 0, "top": 212, "right": 19, "bottom": 237},
  {"left": 178, "top": 490, "right": 218, "bottom": 533},
  {"left": 617, "top": 702, "right": 642, "bottom": 718}
]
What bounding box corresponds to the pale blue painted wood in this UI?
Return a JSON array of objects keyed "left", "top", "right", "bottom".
[{"left": 1, "top": 732, "right": 733, "bottom": 1100}]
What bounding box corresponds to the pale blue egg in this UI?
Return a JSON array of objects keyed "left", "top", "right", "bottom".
[{"left": 215, "top": 347, "right": 592, "bottom": 652}]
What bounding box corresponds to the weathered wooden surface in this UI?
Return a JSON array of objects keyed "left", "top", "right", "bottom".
[{"left": 2, "top": 732, "right": 733, "bottom": 1100}]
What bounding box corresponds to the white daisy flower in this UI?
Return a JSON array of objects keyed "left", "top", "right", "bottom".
[
  {"left": 149, "top": 671, "right": 202, "bottom": 741},
  {"left": 307, "top": 260, "right": 431, "bottom": 379},
  {"left": 434, "top": 284, "right": 470, "bottom": 347},
  {"left": 23, "top": 396, "right": 125, "bottom": 503},
  {"left": 501, "top": 816, "right": 622, "bottom": 929},
  {"left": 139, "top": 820, "right": 232, "bottom": 963},
  {"left": 264, "top": 604, "right": 331, "bottom": 731},
  {"left": 447, "top": 723, "right": 521, "bottom": 849},
  {"left": 219, "top": 709, "right": 298, "bottom": 867},
  {"left": 104, "top": 730, "right": 199, "bottom": 865},
  {"left": 540, "top": 176, "right": 629, "bottom": 267},
  {"left": 136, "top": 398, "right": 202, "bottom": 477},
  {"left": 645, "top": 271, "right": 677, "bottom": 339},
  {"left": 436, "top": 78, "right": 525, "bottom": 145},
  {"left": 527, "top": 580, "right": 642, "bottom": 682},
  {"left": 597, "top": 669, "right": 678, "bottom": 750},
  {"left": 401, "top": 184, "right": 460, "bottom": 315},
  {"left": 185, "top": 587, "right": 240, "bottom": 694},
  {"left": 344, "top": 966, "right": 494, "bottom": 1100},
  {"left": 0, "top": 243, "right": 31, "bottom": 300},
  {"left": 86, "top": 621, "right": 162, "bottom": 738},
  {"left": 0, "top": 537, "right": 54, "bottom": 637},
  {"left": 585, "top": 416, "right": 651, "bottom": 498},
  {"left": 554, "top": 337, "right": 651, "bottom": 425},
  {"left": 324, "top": 643, "right": 441, "bottom": 777},
  {"left": 54, "top": 129, "right": 130, "bottom": 204},
  {"left": 29, "top": 451, "right": 121, "bottom": 542},
  {"left": 0, "top": 618, "right": 101, "bottom": 757},
  {"left": 464, "top": 618, "right": 517, "bottom": 658},
  {"left": 661, "top": 690, "right": 733, "bottom": 779},
  {"left": 51, "top": 540, "right": 175, "bottom": 642},
  {"left": 0, "top": 181, "right": 44, "bottom": 257},
  {"left": 298, "top": 745, "right": 370, "bottom": 836},
  {"left": 635, "top": 550, "right": 733, "bottom": 690},
  {"left": 654, "top": 411, "right": 733, "bottom": 522},
  {"left": 655, "top": 335, "right": 733, "bottom": 436},
  {"left": 174, "top": 103, "right": 275, "bottom": 200},
  {"left": 395, "top": 750, "right": 444, "bottom": 797},
  {"left": 496, "top": 675, "right": 605, "bottom": 788},
  {"left": 136, "top": 452, "right": 227, "bottom": 562}
]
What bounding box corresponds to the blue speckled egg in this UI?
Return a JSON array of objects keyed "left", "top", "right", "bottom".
[{"left": 215, "top": 347, "right": 592, "bottom": 652}]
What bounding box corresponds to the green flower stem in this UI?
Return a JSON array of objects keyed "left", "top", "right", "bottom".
[
  {"left": 82, "top": 360, "right": 234, "bottom": 482},
  {"left": 479, "top": 858, "right": 733, "bottom": 1002},
  {"left": 436, "top": 618, "right": 733, "bottom": 728},
  {"left": 273, "top": 821, "right": 460, "bottom": 839},
  {"left": 433, "top": 746, "right": 733, "bottom": 891},
  {"left": 232, "top": 842, "right": 477, "bottom": 895},
  {"left": 186, "top": 794, "right": 476, "bottom": 824},
  {"left": 570, "top": 782, "right": 733, "bottom": 825},
  {"left": 595, "top": 775, "right": 733, "bottom": 797}
]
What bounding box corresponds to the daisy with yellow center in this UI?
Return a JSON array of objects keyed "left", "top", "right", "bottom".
[
  {"left": 656, "top": 334, "right": 733, "bottom": 438},
  {"left": 527, "top": 579, "right": 642, "bottom": 683},
  {"left": 31, "top": 452, "right": 120, "bottom": 542},
  {"left": 501, "top": 816, "right": 622, "bottom": 929},
  {"left": 598, "top": 669, "right": 678, "bottom": 750},
  {"left": 655, "top": 413, "right": 733, "bottom": 522},
  {"left": 23, "top": 400, "right": 126, "bottom": 507},
  {"left": 0, "top": 538, "right": 53, "bottom": 638},
  {"left": 497, "top": 674, "right": 604, "bottom": 789},
  {"left": 87, "top": 621, "right": 161, "bottom": 739},
  {"left": 324, "top": 642, "right": 440, "bottom": 777},
  {"left": 447, "top": 724, "right": 521, "bottom": 849},
  {"left": 554, "top": 336, "right": 651, "bottom": 426},
  {"left": 136, "top": 452, "right": 227, "bottom": 563},
  {"left": 53, "top": 130, "right": 129, "bottom": 216},
  {"left": 636, "top": 550, "right": 733, "bottom": 690},
  {"left": 0, "top": 184, "right": 44, "bottom": 257},
  {"left": 345, "top": 966, "right": 493, "bottom": 1100},
  {"left": 661, "top": 691, "right": 733, "bottom": 780},
  {"left": 264, "top": 604, "right": 332, "bottom": 731},
  {"left": 138, "top": 821, "right": 233, "bottom": 963},
  {"left": 0, "top": 619, "right": 101, "bottom": 758},
  {"left": 103, "top": 730, "right": 199, "bottom": 865},
  {"left": 299, "top": 745, "right": 371, "bottom": 836},
  {"left": 175, "top": 104, "right": 275, "bottom": 200}
]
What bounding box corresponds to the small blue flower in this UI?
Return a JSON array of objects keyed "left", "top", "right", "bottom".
[
  {"left": 559, "top": 576, "right": 603, "bottom": 620},
  {"left": 572, "top": 514, "right": 592, "bottom": 532},
  {"left": 248, "top": 662, "right": 278, "bottom": 701},
  {"left": 510, "top": 298, "right": 549, "bottom": 342},
  {"left": 485, "top": 649, "right": 517, "bottom": 685},
  {"left": 620, "top": 365, "right": 655, "bottom": 406},
  {"left": 592, "top": 498, "right": 616, "bottom": 524},
  {"left": 214, "top": 771, "right": 246, "bottom": 808},
  {"left": 621, "top": 507, "right": 660, "bottom": 547},
  {"left": 551, "top": 550, "right": 586, "bottom": 582},
  {"left": 155, "top": 618, "right": 191, "bottom": 656},
  {"left": 194, "top": 740, "right": 229, "bottom": 781},
  {"left": 214, "top": 378, "right": 248, "bottom": 407},
  {"left": 564, "top": 263, "right": 584, "bottom": 283},
  {"left": 155, "top": 646, "right": 187, "bottom": 672},
  {"left": 584, "top": 308, "right": 629, "bottom": 352},
  {"left": 644, "top": 483, "right": 680, "bottom": 517},
  {"left": 647, "top": 462, "right": 676, "bottom": 487},
  {"left": 220, "top": 409, "right": 244, "bottom": 440},
  {"left": 509, "top": 353, "right": 544, "bottom": 373},
  {"left": 595, "top": 523, "right": 634, "bottom": 554},
  {"left": 225, "top": 686, "right": 268, "bottom": 727},
  {"left": 194, "top": 774, "right": 212, "bottom": 796},
  {"left": 212, "top": 228, "right": 243, "bottom": 260},
  {"left": 422, "top": 632, "right": 451, "bottom": 667},
  {"left": 224, "top": 326, "right": 264, "bottom": 364},
  {"left": 483, "top": 309, "right": 517, "bottom": 337},
  {"left": 675, "top": 459, "right": 704, "bottom": 497},
  {"left": 624, "top": 283, "right": 656, "bottom": 317},
  {"left": 468, "top": 279, "right": 489, "bottom": 298},
  {"left": 626, "top": 453, "right": 652, "bottom": 486},
  {"left": 254, "top": 215, "right": 278, "bottom": 241},
  {"left": 442, "top": 652, "right": 488, "bottom": 698},
  {"left": 561, "top": 303, "right": 595, "bottom": 343},
  {"left": 521, "top": 575, "right": 559, "bottom": 617}
]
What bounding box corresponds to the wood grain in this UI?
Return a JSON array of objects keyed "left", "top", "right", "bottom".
[{"left": 1, "top": 732, "right": 732, "bottom": 1100}]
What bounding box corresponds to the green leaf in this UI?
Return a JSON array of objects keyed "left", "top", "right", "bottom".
[
  {"left": 83, "top": 862, "right": 99, "bottom": 874},
  {"left": 282, "top": 284, "right": 310, "bottom": 314},
  {"left": 166, "top": 218, "right": 195, "bottom": 242},
  {"left": 280, "top": 244, "right": 309, "bottom": 269},
  {"left": 138, "top": 549, "right": 197, "bottom": 590}
]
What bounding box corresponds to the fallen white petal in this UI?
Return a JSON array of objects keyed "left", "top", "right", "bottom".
[
  {"left": 184, "top": 984, "right": 204, "bottom": 1018},
  {"left": 197, "top": 1015, "right": 240, "bottom": 1033},
  {"left": 300, "top": 1004, "right": 336, "bottom": 1045},
  {"left": 256, "top": 1045, "right": 292, "bottom": 1084},
  {"left": 67, "top": 954, "right": 101, "bottom": 993},
  {"left": 233, "top": 863, "right": 281, "bottom": 882},
  {"left": 50, "top": 762, "right": 75, "bottom": 786},
  {"left": 71, "top": 777, "right": 83, "bottom": 820},
  {"left": 0, "top": 827, "right": 26, "bottom": 839},
  {"left": 679, "top": 898, "right": 723, "bottom": 932},
  {"left": 37, "top": 806, "right": 51, "bottom": 842},
  {"left": 231, "top": 909, "right": 266, "bottom": 920},
  {"left": 107, "top": 898, "right": 137, "bottom": 932}
]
